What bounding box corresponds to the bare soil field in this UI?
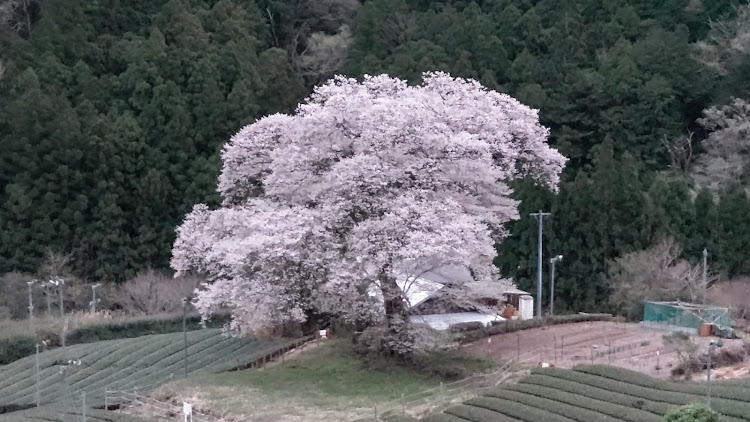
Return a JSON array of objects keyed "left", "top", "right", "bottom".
[{"left": 459, "top": 321, "right": 746, "bottom": 379}]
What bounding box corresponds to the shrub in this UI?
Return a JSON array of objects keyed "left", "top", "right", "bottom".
[
  {"left": 664, "top": 403, "right": 722, "bottom": 422},
  {"left": 449, "top": 321, "right": 484, "bottom": 333},
  {"left": 0, "top": 273, "right": 37, "bottom": 320},
  {"left": 662, "top": 332, "right": 700, "bottom": 379},
  {"left": 455, "top": 313, "right": 613, "bottom": 344},
  {"left": 118, "top": 269, "right": 202, "bottom": 315}
]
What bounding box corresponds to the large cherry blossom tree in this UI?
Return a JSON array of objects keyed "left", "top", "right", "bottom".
[{"left": 172, "top": 72, "right": 566, "bottom": 355}]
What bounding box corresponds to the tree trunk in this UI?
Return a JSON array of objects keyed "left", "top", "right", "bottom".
[{"left": 378, "top": 270, "right": 413, "bottom": 360}]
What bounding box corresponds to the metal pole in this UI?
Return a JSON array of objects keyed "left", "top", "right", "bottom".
[
  {"left": 549, "top": 259, "right": 556, "bottom": 316},
  {"left": 707, "top": 345, "right": 712, "bottom": 408},
  {"left": 59, "top": 366, "right": 66, "bottom": 422},
  {"left": 530, "top": 210, "right": 551, "bottom": 318},
  {"left": 59, "top": 280, "right": 65, "bottom": 347},
  {"left": 28, "top": 281, "right": 35, "bottom": 335},
  {"left": 183, "top": 297, "right": 189, "bottom": 379},
  {"left": 91, "top": 284, "right": 101, "bottom": 314},
  {"left": 35, "top": 343, "right": 40, "bottom": 407},
  {"left": 59, "top": 279, "right": 64, "bottom": 319},
  {"left": 702, "top": 248, "right": 708, "bottom": 304},
  {"left": 45, "top": 286, "right": 52, "bottom": 317}
]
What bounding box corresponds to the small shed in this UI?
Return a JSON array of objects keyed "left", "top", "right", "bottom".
[{"left": 503, "top": 288, "right": 534, "bottom": 320}]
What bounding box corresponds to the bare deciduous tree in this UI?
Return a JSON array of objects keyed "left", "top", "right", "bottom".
[
  {"left": 298, "top": 25, "right": 352, "bottom": 86},
  {"left": 0, "top": 0, "right": 37, "bottom": 38},
  {"left": 692, "top": 98, "right": 750, "bottom": 192},
  {"left": 266, "top": 0, "right": 360, "bottom": 67},
  {"left": 608, "top": 237, "right": 713, "bottom": 320},
  {"left": 118, "top": 269, "right": 201, "bottom": 315},
  {"left": 697, "top": 4, "right": 750, "bottom": 76},
  {"left": 662, "top": 130, "right": 694, "bottom": 174},
  {"left": 708, "top": 278, "right": 750, "bottom": 321},
  {"left": 37, "top": 248, "right": 73, "bottom": 280},
  {"left": 663, "top": 332, "right": 699, "bottom": 380}
]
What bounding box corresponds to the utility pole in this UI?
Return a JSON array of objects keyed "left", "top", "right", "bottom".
[
  {"left": 90, "top": 284, "right": 101, "bottom": 314},
  {"left": 549, "top": 255, "right": 563, "bottom": 316},
  {"left": 707, "top": 339, "right": 723, "bottom": 409},
  {"left": 702, "top": 248, "right": 708, "bottom": 304},
  {"left": 44, "top": 284, "right": 52, "bottom": 317},
  {"left": 35, "top": 343, "right": 40, "bottom": 408},
  {"left": 182, "top": 295, "right": 191, "bottom": 379},
  {"left": 530, "top": 210, "right": 551, "bottom": 318},
  {"left": 58, "top": 279, "right": 64, "bottom": 320},
  {"left": 28, "top": 279, "right": 37, "bottom": 335},
  {"left": 49, "top": 278, "right": 65, "bottom": 346}
]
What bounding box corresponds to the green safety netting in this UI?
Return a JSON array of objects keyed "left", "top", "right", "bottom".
[{"left": 643, "top": 301, "right": 735, "bottom": 337}]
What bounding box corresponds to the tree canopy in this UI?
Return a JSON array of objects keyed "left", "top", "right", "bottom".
[{"left": 171, "top": 72, "right": 565, "bottom": 354}]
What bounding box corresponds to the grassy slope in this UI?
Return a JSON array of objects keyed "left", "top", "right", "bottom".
[
  {"left": 426, "top": 365, "right": 750, "bottom": 422},
  {"left": 151, "top": 340, "right": 461, "bottom": 422}
]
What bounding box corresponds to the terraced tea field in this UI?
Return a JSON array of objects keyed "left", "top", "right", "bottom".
[
  {"left": 424, "top": 365, "right": 750, "bottom": 422},
  {"left": 0, "top": 404, "right": 149, "bottom": 422},
  {"left": 0, "top": 328, "right": 293, "bottom": 419}
]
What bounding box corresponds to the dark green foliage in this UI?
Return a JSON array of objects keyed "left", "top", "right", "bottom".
[
  {"left": 345, "top": 0, "right": 708, "bottom": 168},
  {"left": 0, "top": 337, "right": 38, "bottom": 368},
  {"left": 0, "top": 0, "right": 306, "bottom": 281},
  {"left": 716, "top": 185, "right": 750, "bottom": 277},
  {"left": 665, "top": 404, "right": 722, "bottom": 422}
]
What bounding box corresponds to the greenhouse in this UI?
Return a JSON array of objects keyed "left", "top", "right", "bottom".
[{"left": 642, "top": 301, "right": 734, "bottom": 337}]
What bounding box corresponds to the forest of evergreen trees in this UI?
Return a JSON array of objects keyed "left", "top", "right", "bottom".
[{"left": 1, "top": 0, "right": 750, "bottom": 314}]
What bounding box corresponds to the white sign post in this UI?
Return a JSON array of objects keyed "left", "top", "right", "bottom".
[{"left": 183, "top": 402, "right": 192, "bottom": 422}]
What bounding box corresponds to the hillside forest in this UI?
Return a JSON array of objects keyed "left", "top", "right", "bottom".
[{"left": 2, "top": 0, "right": 750, "bottom": 317}]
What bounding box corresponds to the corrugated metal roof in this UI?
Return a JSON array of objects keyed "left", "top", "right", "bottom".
[
  {"left": 503, "top": 287, "right": 531, "bottom": 295},
  {"left": 409, "top": 312, "right": 505, "bottom": 331}
]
